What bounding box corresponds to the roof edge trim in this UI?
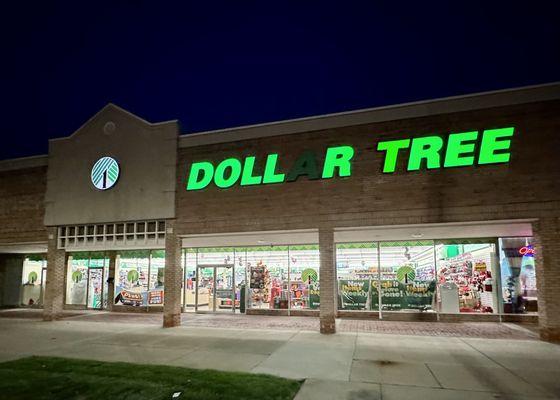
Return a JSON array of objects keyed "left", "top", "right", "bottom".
[{"left": 179, "top": 81, "right": 560, "bottom": 148}]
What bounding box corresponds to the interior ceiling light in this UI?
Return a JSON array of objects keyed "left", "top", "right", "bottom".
[{"left": 411, "top": 233, "right": 423, "bottom": 238}]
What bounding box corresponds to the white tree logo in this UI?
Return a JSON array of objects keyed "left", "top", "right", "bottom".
[{"left": 91, "top": 156, "right": 120, "bottom": 190}]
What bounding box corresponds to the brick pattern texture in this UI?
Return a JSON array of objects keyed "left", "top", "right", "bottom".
[
  {"left": 176, "top": 102, "right": 560, "bottom": 234},
  {"left": 319, "top": 227, "right": 336, "bottom": 333},
  {"left": 0, "top": 166, "right": 47, "bottom": 244},
  {"left": 43, "top": 227, "right": 65, "bottom": 320},
  {"left": 532, "top": 218, "right": 560, "bottom": 342},
  {"left": 163, "top": 219, "right": 182, "bottom": 327}
]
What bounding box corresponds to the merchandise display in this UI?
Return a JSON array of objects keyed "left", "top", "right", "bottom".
[
  {"left": 436, "top": 244, "right": 496, "bottom": 313},
  {"left": 499, "top": 238, "right": 538, "bottom": 313}
]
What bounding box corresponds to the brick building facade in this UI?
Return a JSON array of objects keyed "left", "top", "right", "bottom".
[{"left": 1, "top": 83, "right": 559, "bottom": 341}]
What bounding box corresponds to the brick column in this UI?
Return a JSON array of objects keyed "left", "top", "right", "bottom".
[
  {"left": 533, "top": 217, "right": 560, "bottom": 342},
  {"left": 106, "top": 251, "right": 117, "bottom": 311},
  {"left": 163, "top": 220, "right": 182, "bottom": 328},
  {"left": 43, "top": 227, "right": 66, "bottom": 321},
  {"left": 319, "top": 227, "right": 336, "bottom": 334}
]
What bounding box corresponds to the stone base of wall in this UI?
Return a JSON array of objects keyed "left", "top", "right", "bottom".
[
  {"left": 112, "top": 305, "right": 163, "bottom": 313},
  {"left": 163, "top": 313, "right": 181, "bottom": 328},
  {"left": 337, "top": 311, "right": 538, "bottom": 324},
  {"left": 61, "top": 305, "right": 164, "bottom": 313},
  {"left": 42, "top": 312, "right": 62, "bottom": 321},
  {"left": 289, "top": 309, "right": 319, "bottom": 317},
  {"left": 540, "top": 327, "right": 560, "bottom": 343},
  {"left": 246, "top": 309, "right": 289, "bottom": 316},
  {"left": 320, "top": 316, "right": 336, "bottom": 334},
  {"left": 501, "top": 314, "right": 538, "bottom": 323}
]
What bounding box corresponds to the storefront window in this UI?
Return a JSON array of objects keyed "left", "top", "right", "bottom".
[
  {"left": 115, "top": 250, "right": 150, "bottom": 306},
  {"left": 196, "top": 248, "right": 235, "bottom": 312},
  {"left": 185, "top": 246, "right": 319, "bottom": 312},
  {"left": 148, "top": 250, "right": 165, "bottom": 305},
  {"left": 336, "top": 243, "right": 379, "bottom": 311},
  {"left": 21, "top": 255, "right": 46, "bottom": 306},
  {"left": 288, "top": 245, "right": 320, "bottom": 310},
  {"left": 499, "top": 237, "right": 537, "bottom": 314},
  {"left": 247, "top": 246, "right": 289, "bottom": 310},
  {"left": 379, "top": 241, "right": 436, "bottom": 312},
  {"left": 66, "top": 253, "right": 89, "bottom": 305},
  {"left": 234, "top": 250, "right": 246, "bottom": 311},
  {"left": 184, "top": 249, "right": 197, "bottom": 309},
  {"left": 65, "top": 252, "right": 108, "bottom": 308},
  {"left": 436, "top": 241, "right": 497, "bottom": 313}
]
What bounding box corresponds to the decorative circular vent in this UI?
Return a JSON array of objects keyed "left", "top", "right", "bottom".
[{"left": 103, "top": 121, "right": 116, "bottom": 135}]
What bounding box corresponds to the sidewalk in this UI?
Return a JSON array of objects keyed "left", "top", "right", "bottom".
[
  {"left": 0, "top": 308, "right": 540, "bottom": 340},
  {"left": 0, "top": 316, "right": 558, "bottom": 399}
]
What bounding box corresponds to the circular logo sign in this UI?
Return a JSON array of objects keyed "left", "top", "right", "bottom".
[
  {"left": 396, "top": 265, "right": 416, "bottom": 284},
  {"left": 91, "top": 156, "right": 120, "bottom": 190}
]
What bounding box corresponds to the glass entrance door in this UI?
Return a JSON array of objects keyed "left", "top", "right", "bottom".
[
  {"left": 87, "top": 268, "right": 104, "bottom": 309},
  {"left": 196, "top": 266, "right": 214, "bottom": 312},
  {"left": 195, "top": 264, "right": 235, "bottom": 312},
  {"left": 215, "top": 265, "right": 235, "bottom": 312}
]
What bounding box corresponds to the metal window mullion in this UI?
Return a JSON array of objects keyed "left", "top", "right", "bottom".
[
  {"left": 434, "top": 242, "right": 440, "bottom": 321},
  {"left": 195, "top": 249, "right": 199, "bottom": 313},
  {"left": 232, "top": 249, "right": 236, "bottom": 313},
  {"left": 146, "top": 250, "right": 151, "bottom": 311},
  {"left": 287, "top": 246, "right": 291, "bottom": 315},
  {"left": 377, "top": 242, "right": 382, "bottom": 319}
]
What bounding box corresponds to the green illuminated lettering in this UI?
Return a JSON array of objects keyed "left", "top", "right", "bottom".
[
  {"left": 376, "top": 139, "right": 411, "bottom": 173},
  {"left": 287, "top": 151, "right": 319, "bottom": 182},
  {"left": 322, "top": 146, "right": 354, "bottom": 178},
  {"left": 240, "top": 156, "right": 262, "bottom": 186},
  {"left": 408, "top": 136, "right": 443, "bottom": 171},
  {"left": 262, "top": 154, "right": 285, "bottom": 184},
  {"left": 478, "top": 127, "right": 514, "bottom": 164},
  {"left": 214, "top": 158, "right": 242, "bottom": 188},
  {"left": 444, "top": 131, "right": 478, "bottom": 167},
  {"left": 186, "top": 161, "right": 214, "bottom": 191}
]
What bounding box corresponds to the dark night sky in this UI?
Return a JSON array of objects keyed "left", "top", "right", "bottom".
[{"left": 1, "top": 1, "right": 559, "bottom": 160}]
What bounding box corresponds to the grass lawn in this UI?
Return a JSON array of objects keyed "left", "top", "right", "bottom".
[{"left": 0, "top": 356, "right": 303, "bottom": 400}]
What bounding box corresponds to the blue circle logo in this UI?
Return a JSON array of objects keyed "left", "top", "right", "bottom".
[{"left": 91, "top": 156, "right": 120, "bottom": 190}]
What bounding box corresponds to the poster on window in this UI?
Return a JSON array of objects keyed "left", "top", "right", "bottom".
[
  {"left": 372, "top": 280, "right": 435, "bottom": 311},
  {"left": 148, "top": 290, "right": 164, "bottom": 305},
  {"left": 250, "top": 266, "right": 266, "bottom": 289},
  {"left": 115, "top": 289, "right": 144, "bottom": 306},
  {"left": 338, "top": 280, "right": 371, "bottom": 310}
]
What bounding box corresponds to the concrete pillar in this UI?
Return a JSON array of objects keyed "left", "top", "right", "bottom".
[
  {"left": 319, "top": 227, "right": 336, "bottom": 334},
  {"left": 43, "top": 227, "right": 66, "bottom": 321},
  {"left": 106, "top": 251, "right": 117, "bottom": 311},
  {"left": 163, "top": 219, "right": 182, "bottom": 328},
  {"left": 533, "top": 217, "right": 560, "bottom": 342}
]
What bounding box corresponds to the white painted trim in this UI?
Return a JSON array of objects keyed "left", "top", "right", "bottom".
[{"left": 0, "top": 155, "right": 48, "bottom": 172}]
